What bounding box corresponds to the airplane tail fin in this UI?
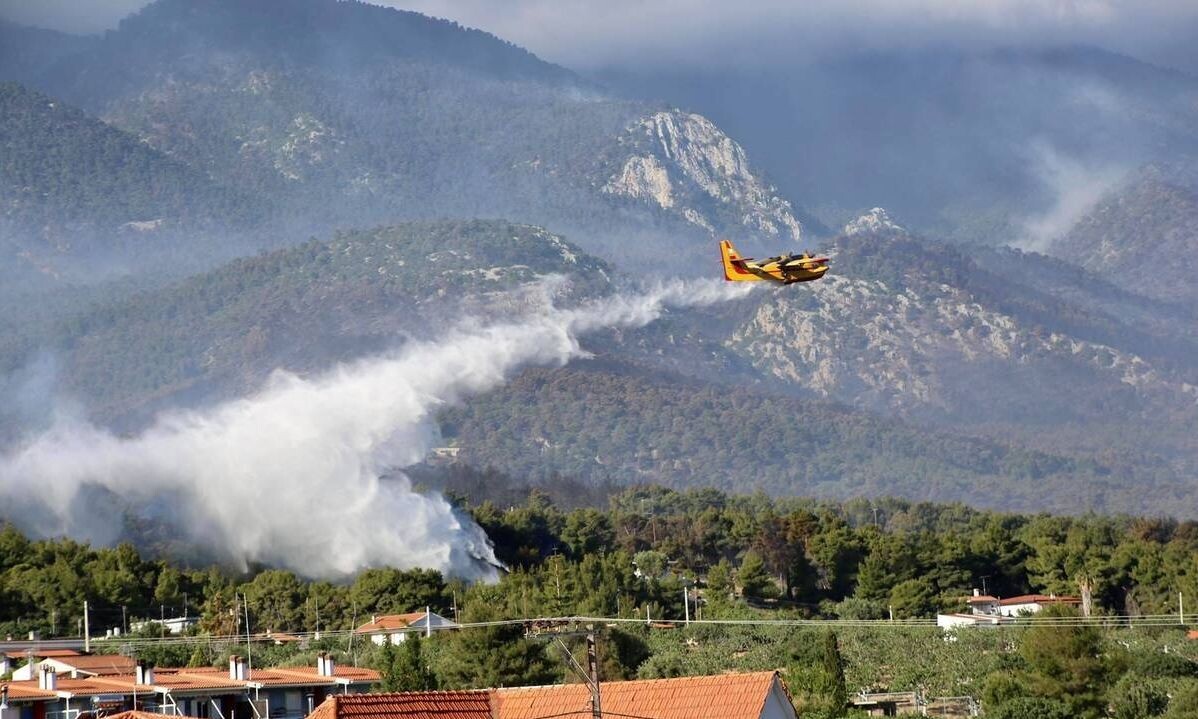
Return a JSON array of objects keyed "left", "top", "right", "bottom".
[{"left": 719, "top": 239, "right": 762, "bottom": 281}]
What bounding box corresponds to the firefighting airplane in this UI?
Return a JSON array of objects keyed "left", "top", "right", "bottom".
[{"left": 719, "top": 239, "right": 829, "bottom": 284}]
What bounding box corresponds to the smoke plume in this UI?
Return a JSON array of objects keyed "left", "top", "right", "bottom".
[
  {"left": 1017, "top": 143, "right": 1128, "bottom": 253},
  {"left": 0, "top": 278, "right": 752, "bottom": 579}
]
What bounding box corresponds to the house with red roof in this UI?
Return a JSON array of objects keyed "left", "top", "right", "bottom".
[
  {"left": 0, "top": 654, "right": 379, "bottom": 719},
  {"left": 305, "top": 671, "right": 798, "bottom": 719},
  {"left": 997, "top": 594, "right": 1082, "bottom": 617},
  {"left": 307, "top": 691, "right": 493, "bottom": 719},
  {"left": 10, "top": 653, "right": 137, "bottom": 681},
  {"left": 354, "top": 612, "right": 458, "bottom": 646}
]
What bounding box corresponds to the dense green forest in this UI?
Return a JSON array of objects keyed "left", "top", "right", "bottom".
[
  {"left": 4, "top": 481, "right": 1198, "bottom": 717},
  {"left": 0, "top": 82, "right": 256, "bottom": 231},
  {"left": 440, "top": 364, "right": 1182, "bottom": 515}
]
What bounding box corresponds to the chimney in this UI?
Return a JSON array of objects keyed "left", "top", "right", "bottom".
[
  {"left": 371, "top": 615, "right": 377, "bottom": 625},
  {"left": 973, "top": 588, "right": 980, "bottom": 597},
  {"left": 323, "top": 654, "right": 336, "bottom": 677},
  {"left": 38, "top": 665, "right": 57, "bottom": 691},
  {"left": 136, "top": 660, "right": 154, "bottom": 685},
  {"left": 229, "top": 655, "right": 244, "bottom": 681}
]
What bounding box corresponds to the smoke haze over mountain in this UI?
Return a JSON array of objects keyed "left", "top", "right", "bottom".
[
  {"left": 0, "top": 278, "right": 752, "bottom": 578},
  {"left": 4, "top": 0, "right": 1198, "bottom": 73}
]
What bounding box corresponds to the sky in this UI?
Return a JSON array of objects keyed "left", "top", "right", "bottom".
[{"left": 2, "top": 0, "right": 1196, "bottom": 73}]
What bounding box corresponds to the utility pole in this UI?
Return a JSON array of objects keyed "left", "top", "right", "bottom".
[
  {"left": 526, "top": 621, "right": 601, "bottom": 719},
  {"left": 122, "top": 606, "right": 128, "bottom": 636},
  {"left": 683, "top": 587, "right": 690, "bottom": 625},
  {"left": 242, "top": 594, "right": 252, "bottom": 674},
  {"left": 83, "top": 600, "right": 90, "bottom": 652},
  {"left": 1181, "top": 592, "right": 1186, "bottom": 625},
  {"left": 586, "top": 629, "right": 602, "bottom": 719},
  {"left": 347, "top": 601, "right": 357, "bottom": 666}
]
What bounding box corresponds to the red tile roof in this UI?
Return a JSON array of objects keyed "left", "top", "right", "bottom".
[
  {"left": 965, "top": 595, "right": 999, "bottom": 603},
  {"left": 309, "top": 691, "right": 492, "bottom": 719},
  {"left": 4, "top": 649, "right": 82, "bottom": 660},
  {"left": 106, "top": 712, "right": 201, "bottom": 719},
  {"left": 0, "top": 682, "right": 59, "bottom": 701},
  {"left": 49, "top": 677, "right": 139, "bottom": 697},
  {"left": 355, "top": 613, "right": 428, "bottom": 633},
  {"left": 39, "top": 653, "right": 138, "bottom": 675},
  {"left": 494, "top": 671, "right": 784, "bottom": 719},
  {"left": 268, "top": 666, "right": 382, "bottom": 684},
  {"left": 0, "top": 663, "right": 378, "bottom": 701},
  {"left": 999, "top": 594, "right": 1081, "bottom": 606}
]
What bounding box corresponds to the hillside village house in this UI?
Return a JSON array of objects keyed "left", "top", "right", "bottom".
[
  {"left": 937, "top": 588, "right": 1084, "bottom": 629},
  {"left": 996, "top": 594, "right": 1083, "bottom": 616},
  {"left": 0, "top": 654, "right": 378, "bottom": 719},
  {"left": 353, "top": 612, "right": 458, "bottom": 645},
  {"left": 128, "top": 617, "right": 198, "bottom": 637},
  {"left": 10, "top": 654, "right": 138, "bottom": 681},
  {"left": 305, "top": 671, "right": 798, "bottom": 719}
]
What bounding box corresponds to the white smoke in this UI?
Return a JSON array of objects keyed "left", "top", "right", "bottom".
[
  {"left": 0, "top": 278, "right": 753, "bottom": 580},
  {"left": 1016, "top": 142, "right": 1128, "bottom": 253}
]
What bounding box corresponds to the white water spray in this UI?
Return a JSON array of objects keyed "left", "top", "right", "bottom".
[{"left": 0, "top": 278, "right": 752, "bottom": 579}]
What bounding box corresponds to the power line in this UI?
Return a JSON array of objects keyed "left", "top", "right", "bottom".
[{"left": 4, "top": 611, "right": 1193, "bottom": 653}]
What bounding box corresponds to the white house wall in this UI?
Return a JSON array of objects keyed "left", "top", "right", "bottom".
[{"left": 762, "top": 680, "right": 799, "bottom": 719}]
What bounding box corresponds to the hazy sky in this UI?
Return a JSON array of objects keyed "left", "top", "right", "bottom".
[{"left": 2, "top": 0, "right": 1197, "bottom": 72}]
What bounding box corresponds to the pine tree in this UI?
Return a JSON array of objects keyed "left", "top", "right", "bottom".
[
  {"left": 738, "top": 551, "right": 780, "bottom": 599},
  {"left": 820, "top": 631, "right": 848, "bottom": 716},
  {"left": 378, "top": 638, "right": 403, "bottom": 692},
  {"left": 391, "top": 634, "right": 438, "bottom": 692}
]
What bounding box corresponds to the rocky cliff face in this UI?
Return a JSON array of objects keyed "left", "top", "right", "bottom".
[
  {"left": 722, "top": 211, "right": 1198, "bottom": 465},
  {"left": 601, "top": 110, "right": 804, "bottom": 243},
  {"left": 729, "top": 275, "right": 1195, "bottom": 413},
  {"left": 843, "top": 207, "right": 905, "bottom": 237}
]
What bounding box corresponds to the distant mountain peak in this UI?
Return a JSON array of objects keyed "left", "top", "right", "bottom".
[
  {"left": 843, "top": 207, "right": 906, "bottom": 237},
  {"left": 602, "top": 109, "right": 804, "bottom": 242}
]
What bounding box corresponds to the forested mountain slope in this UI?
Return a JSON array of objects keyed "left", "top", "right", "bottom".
[
  {"left": 438, "top": 363, "right": 1173, "bottom": 516},
  {"left": 1051, "top": 167, "right": 1198, "bottom": 305},
  {"left": 0, "top": 0, "right": 806, "bottom": 268},
  {"left": 0, "top": 221, "right": 610, "bottom": 432},
  {"left": 0, "top": 82, "right": 258, "bottom": 285}
]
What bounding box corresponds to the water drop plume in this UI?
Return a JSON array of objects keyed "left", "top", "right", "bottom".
[{"left": 0, "top": 277, "right": 753, "bottom": 579}]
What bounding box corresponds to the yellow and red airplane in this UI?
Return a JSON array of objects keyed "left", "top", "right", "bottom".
[{"left": 719, "top": 239, "right": 829, "bottom": 284}]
